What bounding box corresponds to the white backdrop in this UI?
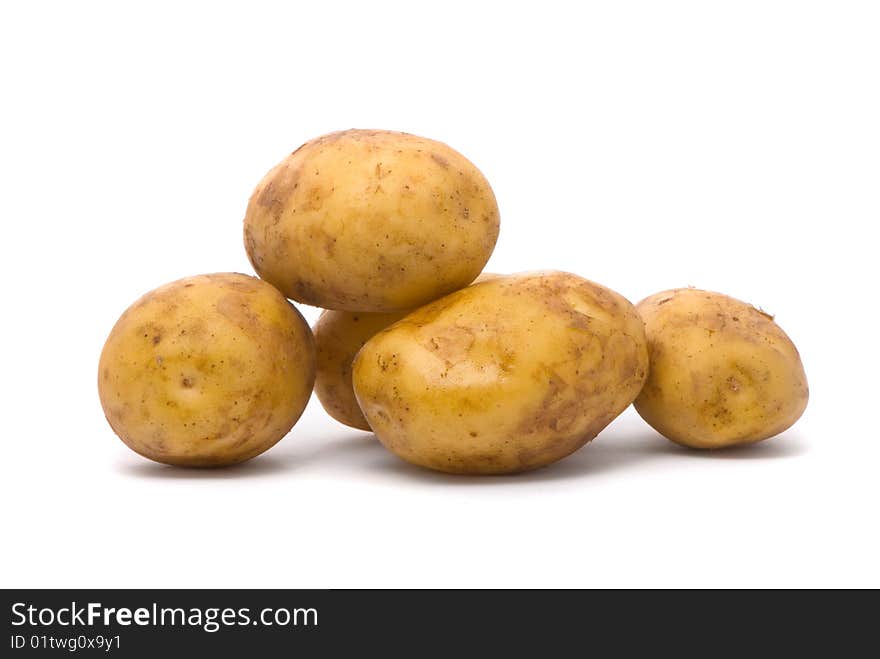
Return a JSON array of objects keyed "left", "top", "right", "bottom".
[{"left": 1, "top": 1, "right": 877, "bottom": 587}]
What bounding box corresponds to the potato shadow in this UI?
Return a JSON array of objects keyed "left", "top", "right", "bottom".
[
  {"left": 359, "top": 433, "right": 657, "bottom": 485},
  {"left": 118, "top": 455, "right": 296, "bottom": 479},
  {"left": 116, "top": 428, "right": 376, "bottom": 480},
  {"left": 301, "top": 429, "right": 389, "bottom": 469},
  {"left": 638, "top": 431, "right": 809, "bottom": 460},
  {"left": 116, "top": 425, "right": 808, "bottom": 483},
  {"left": 359, "top": 428, "right": 809, "bottom": 485}
]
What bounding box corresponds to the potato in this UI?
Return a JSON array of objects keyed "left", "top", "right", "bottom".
[
  {"left": 98, "top": 273, "right": 315, "bottom": 466},
  {"left": 314, "top": 309, "right": 409, "bottom": 431},
  {"left": 243, "top": 129, "right": 500, "bottom": 312},
  {"left": 351, "top": 271, "right": 649, "bottom": 474},
  {"left": 313, "top": 273, "right": 502, "bottom": 431},
  {"left": 634, "top": 288, "right": 809, "bottom": 448}
]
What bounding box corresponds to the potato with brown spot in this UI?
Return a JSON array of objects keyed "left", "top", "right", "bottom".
[
  {"left": 313, "top": 273, "right": 503, "bottom": 430},
  {"left": 98, "top": 273, "right": 315, "bottom": 466},
  {"left": 634, "top": 288, "right": 809, "bottom": 448},
  {"left": 351, "top": 271, "right": 649, "bottom": 474},
  {"left": 243, "top": 129, "right": 500, "bottom": 312}
]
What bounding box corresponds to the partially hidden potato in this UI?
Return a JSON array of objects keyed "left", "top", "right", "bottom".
[
  {"left": 352, "top": 271, "right": 649, "bottom": 474},
  {"left": 244, "top": 129, "right": 500, "bottom": 312},
  {"left": 98, "top": 273, "right": 315, "bottom": 466},
  {"left": 634, "top": 288, "right": 809, "bottom": 449},
  {"left": 314, "top": 309, "right": 409, "bottom": 431},
  {"left": 313, "top": 273, "right": 503, "bottom": 431}
]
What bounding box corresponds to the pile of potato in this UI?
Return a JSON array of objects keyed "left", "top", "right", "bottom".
[{"left": 98, "top": 129, "right": 809, "bottom": 473}]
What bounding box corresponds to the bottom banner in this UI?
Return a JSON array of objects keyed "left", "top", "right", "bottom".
[{"left": 1, "top": 589, "right": 866, "bottom": 655}]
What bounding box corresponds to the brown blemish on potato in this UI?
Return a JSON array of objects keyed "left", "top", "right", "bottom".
[
  {"left": 243, "top": 226, "right": 261, "bottom": 267},
  {"left": 578, "top": 280, "right": 621, "bottom": 313},
  {"left": 218, "top": 275, "right": 258, "bottom": 292},
  {"left": 303, "top": 186, "right": 324, "bottom": 211},
  {"left": 375, "top": 162, "right": 392, "bottom": 179},
  {"left": 215, "top": 293, "right": 261, "bottom": 333},
  {"left": 270, "top": 233, "right": 290, "bottom": 262},
  {"left": 291, "top": 277, "right": 346, "bottom": 308},
  {"left": 257, "top": 181, "right": 277, "bottom": 208},
  {"left": 518, "top": 370, "right": 584, "bottom": 438},
  {"left": 376, "top": 352, "right": 400, "bottom": 373},
  {"left": 437, "top": 451, "right": 505, "bottom": 472},
  {"left": 516, "top": 417, "right": 606, "bottom": 470},
  {"left": 530, "top": 274, "right": 626, "bottom": 333},
  {"left": 423, "top": 325, "right": 475, "bottom": 364},
  {"left": 431, "top": 153, "right": 449, "bottom": 168},
  {"left": 256, "top": 186, "right": 287, "bottom": 224}
]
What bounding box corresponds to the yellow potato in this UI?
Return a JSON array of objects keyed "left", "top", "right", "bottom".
[
  {"left": 352, "top": 271, "right": 649, "bottom": 474},
  {"left": 634, "top": 288, "right": 809, "bottom": 448},
  {"left": 313, "top": 273, "right": 503, "bottom": 430},
  {"left": 243, "top": 129, "right": 500, "bottom": 312},
  {"left": 314, "top": 309, "right": 409, "bottom": 431},
  {"left": 98, "top": 273, "right": 315, "bottom": 466}
]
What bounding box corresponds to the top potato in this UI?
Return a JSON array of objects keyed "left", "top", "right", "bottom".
[{"left": 244, "top": 129, "right": 500, "bottom": 312}]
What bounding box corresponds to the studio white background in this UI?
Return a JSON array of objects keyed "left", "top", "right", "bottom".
[{"left": 2, "top": 1, "right": 877, "bottom": 588}]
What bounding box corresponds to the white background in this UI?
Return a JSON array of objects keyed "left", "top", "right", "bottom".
[{"left": 2, "top": 1, "right": 878, "bottom": 588}]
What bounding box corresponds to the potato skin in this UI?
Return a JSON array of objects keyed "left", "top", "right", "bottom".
[
  {"left": 314, "top": 309, "right": 409, "bottom": 431},
  {"left": 313, "top": 274, "right": 503, "bottom": 431},
  {"left": 634, "top": 288, "right": 809, "bottom": 448},
  {"left": 98, "top": 273, "right": 315, "bottom": 466},
  {"left": 352, "top": 272, "right": 649, "bottom": 474},
  {"left": 243, "top": 129, "right": 500, "bottom": 312}
]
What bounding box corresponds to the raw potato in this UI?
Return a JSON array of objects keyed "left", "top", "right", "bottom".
[
  {"left": 243, "top": 129, "right": 500, "bottom": 312},
  {"left": 352, "top": 271, "right": 649, "bottom": 474},
  {"left": 98, "top": 273, "right": 315, "bottom": 466},
  {"left": 634, "top": 288, "right": 809, "bottom": 448},
  {"left": 313, "top": 273, "right": 503, "bottom": 431},
  {"left": 314, "top": 309, "right": 409, "bottom": 431}
]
